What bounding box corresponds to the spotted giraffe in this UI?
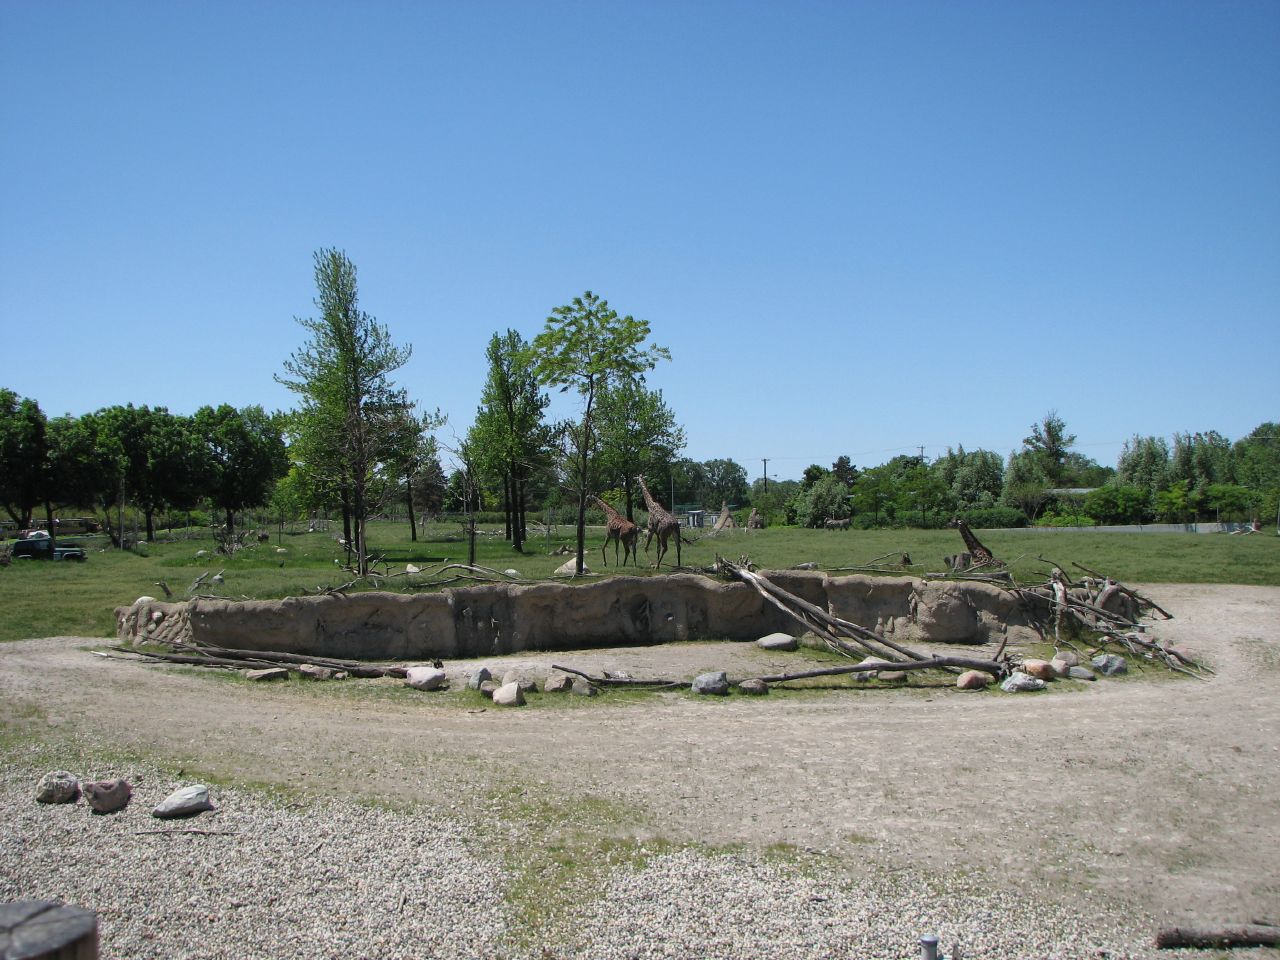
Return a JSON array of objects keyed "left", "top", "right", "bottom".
[
  {"left": 948, "top": 518, "right": 1004, "bottom": 569},
  {"left": 635, "top": 475, "right": 682, "bottom": 569},
  {"left": 589, "top": 494, "right": 639, "bottom": 567}
]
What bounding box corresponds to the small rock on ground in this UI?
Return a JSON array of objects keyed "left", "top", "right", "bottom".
[
  {"left": 955, "top": 670, "right": 989, "bottom": 690},
  {"left": 1000, "top": 671, "right": 1046, "bottom": 693},
  {"left": 35, "top": 771, "right": 80, "bottom": 804},
  {"left": 756, "top": 633, "right": 798, "bottom": 652},
  {"left": 692, "top": 671, "right": 730, "bottom": 696},
  {"left": 83, "top": 778, "right": 132, "bottom": 813},
  {"left": 738, "top": 678, "right": 769, "bottom": 695},
  {"left": 152, "top": 784, "right": 214, "bottom": 819}
]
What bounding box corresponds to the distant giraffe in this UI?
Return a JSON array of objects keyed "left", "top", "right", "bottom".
[
  {"left": 948, "top": 518, "right": 1004, "bottom": 569},
  {"left": 747, "top": 507, "right": 764, "bottom": 529},
  {"left": 589, "top": 494, "right": 639, "bottom": 568},
  {"left": 636, "top": 475, "right": 682, "bottom": 569}
]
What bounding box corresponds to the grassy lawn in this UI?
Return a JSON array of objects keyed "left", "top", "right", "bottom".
[{"left": 1, "top": 519, "right": 1277, "bottom": 643}]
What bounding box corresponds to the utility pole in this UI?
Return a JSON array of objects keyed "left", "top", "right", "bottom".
[
  {"left": 762, "top": 458, "right": 769, "bottom": 495},
  {"left": 918, "top": 445, "right": 926, "bottom": 463}
]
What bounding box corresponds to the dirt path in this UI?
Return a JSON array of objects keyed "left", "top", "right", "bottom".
[{"left": 2, "top": 583, "right": 1277, "bottom": 930}]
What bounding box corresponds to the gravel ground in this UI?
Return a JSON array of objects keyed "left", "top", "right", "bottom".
[{"left": 2, "top": 759, "right": 1177, "bottom": 960}]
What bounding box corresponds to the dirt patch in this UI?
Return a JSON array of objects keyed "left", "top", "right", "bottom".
[{"left": 5, "top": 583, "right": 1279, "bottom": 931}]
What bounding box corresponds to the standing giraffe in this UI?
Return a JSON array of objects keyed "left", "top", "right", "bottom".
[
  {"left": 948, "top": 518, "right": 1004, "bottom": 568},
  {"left": 589, "top": 494, "right": 639, "bottom": 567},
  {"left": 635, "top": 475, "right": 682, "bottom": 569}
]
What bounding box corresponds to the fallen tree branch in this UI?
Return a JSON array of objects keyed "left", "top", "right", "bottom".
[
  {"left": 1154, "top": 924, "right": 1280, "bottom": 949},
  {"left": 754, "top": 654, "right": 1005, "bottom": 684},
  {"left": 550, "top": 664, "right": 686, "bottom": 688},
  {"left": 1071, "top": 562, "right": 1174, "bottom": 619},
  {"left": 134, "top": 828, "right": 237, "bottom": 837}
]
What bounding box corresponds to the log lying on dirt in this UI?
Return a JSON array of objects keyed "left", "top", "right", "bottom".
[
  {"left": 109, "top": 645, "right": 409, "bottom": 679},
  {"left": 1154, "top": 924, "right": 1280, "bottom": 949},
  {"left": 551, "top": 664, "right": 687, "bottom": 689},
  {"left": 755, "top": 655, "right": 1005, "bottom": 684}
]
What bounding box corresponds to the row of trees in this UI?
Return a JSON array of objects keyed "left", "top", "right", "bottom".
[{"left": 0, "top": 393, "right": 288, "bottom": 547}]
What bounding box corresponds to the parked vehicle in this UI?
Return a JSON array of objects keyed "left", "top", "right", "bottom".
[{"left": 10, "top": 536, "right": 88, "bottom": 561}]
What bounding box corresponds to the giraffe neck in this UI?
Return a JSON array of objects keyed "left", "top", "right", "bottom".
[{"left": 957, "top": 521, "right": 991, "bottom": 557}]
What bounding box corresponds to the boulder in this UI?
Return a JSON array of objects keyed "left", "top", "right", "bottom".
[
  {"left": 543, "top": 674, "right": 573, "bottom": 694},
  {"left": 554, "top": 559, "right": 590, "bottom": 576},
  {"left": 1048, "top": 658, "right": 1072, "bottom": 679},
  {"left": 955, "top": 670, "right": 990, "bottom": 690},
  {"left": 406, "top": 667, "right": 448, "bottom": 691},
  {"left": 1067, "top": 666, "right": 1097, "bottom": 681},
  {"left": 1052, "top": 650, "right": 1080, "bottom": 668},
  {"left": 504, "top": 569, "right": 520, "bottom": 577},
  {"left": 516, "top": 679, "right": 538, "bottom": 695},
  {"left": 570, "top": 678, "right": 597, "bottom": 697},
  {"left": 877, "top": 670, "right": 907, "bottom": 682},
  {"left": 244, "top": 668, "right": 289, "bottom": 682},
  {"left": 36, "top": 771, "right": 80, "bottom": 804},
  {"left": 1022, "top": 659, "right": 1056, "bottom": 681},
  {"left": 738, "top": 678, "right": 769, "bottom": 695},
  {"left": 501, "top": 670, "right": 520, "bottom": 687},
  {"left": 467, "top": 667, "right": 493, "bottom": 690},
  {"left": 298, "top": 664, "right": 335, "bottom": 681},
  {"left": 492, "top": 682, "right": 525, "bottom": 707},
  {"left": 1000, "top": 671, "right": 1046, "bottom": 693},
  {"left": 692, "top": 671, "right": 730, "bottom": 696},
  {"left": 1092, "top": 654, "right": 1128, "bottom": 676},
  {"left": 853, "top": 657, "right": 892, "bottom": 681},
  {"left": 756, "top": 633, "right": 798, "bottom": 652},
  {"left": 479, "top": 680, "right": 499, "bottom": 699},
  {"left": 83, "top": 779, "right": 132, "bottom": 813},
  {"left": 152, "top": 784, "right": 214, "bottom": 819}
]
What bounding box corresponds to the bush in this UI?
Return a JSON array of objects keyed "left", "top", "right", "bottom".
[
  {"left": 1034, "top": 512, "right": 1096, "bottom": 528},
  {"left": 957, "top": 506, "right": 1028, "bottom": 529}
]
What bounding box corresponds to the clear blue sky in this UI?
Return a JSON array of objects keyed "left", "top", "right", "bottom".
[{"left": 3, "top": 1, "right": 1277, "bottom": 481}]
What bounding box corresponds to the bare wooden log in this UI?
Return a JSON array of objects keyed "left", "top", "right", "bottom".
[
  {"left": 110, "top": 647, "right": 280, "bottom": 671},
  {"left": 1154, "top": 924, "right": 1280, "bottom": 948},
  {"left": 754, "top": 655, "right": 1005, "bottom": 684},
  {"left": 177, "top": 643, "right": 410, "bottom": 677},
  {"left": 0, "top": 900, "right": 98, "bottom": 960},
  {"left": 550, "top": 664, "right": 685, "bottom": 688}
]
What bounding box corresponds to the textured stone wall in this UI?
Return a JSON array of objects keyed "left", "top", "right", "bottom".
[{"left": 116, "top": 571, "right": 1038, "bottom": 659}]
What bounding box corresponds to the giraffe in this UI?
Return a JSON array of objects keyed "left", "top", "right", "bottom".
[
  {"left": 589, "top": 494, "right": 639, "bottom": 567},
  {"left": 948, "top": 518, "right": 1004, "bottom": 569},
  {"left": 635, "top": 475, "right": 682, "bottom": 569}
]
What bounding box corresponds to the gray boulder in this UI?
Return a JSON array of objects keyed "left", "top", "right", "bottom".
[
  {"left": 298, "top": 663, "right": 335, "bottom": 681},
  {"left": 1000, "top": 671, "right": 1046, "bottom": 693},
  {"left": 570, "top": 678, "right": 597, "bottom": 697},
  {"left": 692, "top": 671, "right": 730, "bottom": 695},
  {"left": 544, "top": 675, "right": 573, "bottom": 693},
  {"left": 1067, "top": 665, "right": 1097, "bottom": 681},
  {"left": 738, "top": 678, "right": 769, "bottom": 695},
  {"left": 83, "top": 779, "right": 132, "bottom": 813},
  {"left": 36, "top": 771, "right": 80, "bottom": 804},
  {"left": 244, "top": 667, "right": 289, "bottom": 682},
  {"left": 467, "top": 667, "right": 493, "bottom": 690},
  {"left": 492, "top": 682, "right": 526, "bottom": 707},
  {"left": 1092, "top": 654, "right": 1128, "bottom": 676},
  {"left": 152, "top": 784, "right": 214, "bottom": 819},
  {"left": 479, "top": 680, "right": 499, "bottom": 699},
  {"left": 756, "top": 633, "right": 798, "bottom": 652},
  {"left": 1053, "top": 650, "right": 1080, "bottom": 667},
  {"left": 405, "top": 667, "right": 447, "bottom": 691},
  {"left": 554, "top": 559, "right": 590, "bottom": 576}
]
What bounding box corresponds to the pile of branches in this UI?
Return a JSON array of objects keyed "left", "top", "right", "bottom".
[{"left": 1006, "top": 559, "right": 1210, "bottom": 680}]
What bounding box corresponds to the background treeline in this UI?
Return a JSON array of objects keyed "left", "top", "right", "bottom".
[{"left": 3, "top": 251, "right": 1276, "bottom": 557}]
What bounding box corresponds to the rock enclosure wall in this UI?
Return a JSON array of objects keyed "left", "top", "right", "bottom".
[{"left": 116, "top": 572, "right": 1039, "bottom": 660}]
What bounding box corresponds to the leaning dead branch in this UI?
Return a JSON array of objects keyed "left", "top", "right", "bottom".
[
  {"left": 1071, "top": 562, "right": 1174, "bottom": 619},
  {"left": 551, "top": 664, "right": 686, "bottom": 689}
]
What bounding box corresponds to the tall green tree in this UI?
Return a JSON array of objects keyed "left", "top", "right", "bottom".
[
  {"left": 595, "top": 380, "right": 685, "bottom": 521},
  {"left": 192, "top": 404, "right": 289, "bottom": 543},
  {"left": 531, "top": 291, "right": 670, "bottom": 574},
  {"left": 278, "top": 248, "right": 414, "bottom": 574},
  {"left": 472, "top": 330, "right": 551, "bottom": 552},
  {"left": 0, "top": 389, "right": 48, "bottom": 530},
  {"left": 1003, "top": 450, "right": 1050, "bottom": 520},
  {"left": 1023, "top": 410, "right": 1076, "bottom": 486},
  {"left": 1116, "top": 435, "right": 1170, "bottom": 502},
  {"left": 697, "top": 458, "right": 750, "bottom": 508}
]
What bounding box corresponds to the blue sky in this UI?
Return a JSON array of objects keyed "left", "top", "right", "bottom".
[{"left": 3, "top": 1, "right": 1277, "bottom": 481}]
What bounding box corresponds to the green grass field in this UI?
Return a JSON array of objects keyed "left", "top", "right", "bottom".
[{"left": 1, "top": 519, "right": 1277, "bottom": 643}]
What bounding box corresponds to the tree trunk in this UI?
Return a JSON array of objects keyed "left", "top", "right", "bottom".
[
  {"left": 352, "top": 481, "right": 367, "bottom": 576},
  {"left": 340, "top": 491, "right": 353, "bottom": 566},
  {"left": 144, "top": 508, "right": 155, "bottom": 542},
  {"left": 406, "top": 470, "right": 418, "bottom": 542},
  {"left": 624, "top": 476, "right": 635, "bottom": 522},
  {"left": 224, "top": 507, "right": 234, "bottom": 542},
  {"left": 44, "top": 501, "right": 57, "bottom": 552},
  {"left": 503, "top": 472, "right": 512, "bottom": 541},
  {"left": 513, "top": 474, "right": 525, "bottom": 553}
]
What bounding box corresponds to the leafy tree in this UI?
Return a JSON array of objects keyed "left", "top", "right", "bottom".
[
  {"left": 1116, "top": 435, "right": 1170, "bottom": 501},
  {"left": 42, "top": 415, "right": 104, "bottom": 530},
  {"left": 472, "top": 330, "right": 551, "bottom": 551},
  {"left": 697, "top": 458, "right": 749, "bottom": 508},
  {"left": 830, "top": 455, "right": 859, "bottom": 490},
  {"left": 664, "top": 458, "right": 706, "bottom": 507},
  {"left": 1023, "top": 410, "right": 1076, "bottom": 486},
  {"left": 531, "top": 291, "right": 670, "bottom": 575},
  {"left": 1003, "top": 450, "right": 1050, "bottom": 521},
  {"left": 278, "top": 248, "right": 414, "bottom": 574},
  {"left": 594, "top": 379, "right": 684, "bottom": 521},
  {"left": 1232, "top": 422, "right": 1280, "bottom": 525},
  {"left": 1083, "top": 485, "right": 1148, "bottom": 524},
  {"left": 749, "top": 477, "right": 798, "bottom": 525},
  {"left": 801, "top": 464, "right": 830, "bottom": 490},
  {"left": 192, "top": 404, "right": 289, "bottom": 543},
  {"left": 1205, "top": 483, "right": 1253, "bottom": 522},
  {"left": 791, "top": 474, "right": 852, "bottom": 527},
  {"left": 384, "top": 407, "right": 446, "bottom": 543},
  {"left": 934, "top": 446, "right": 1003, "bottom": 509},
  {"left": 1155, "top": 480, "right": 1192, "bottom": 523},
  {"left": 0, "top": 389, "right": 48, "bottom": 529}
]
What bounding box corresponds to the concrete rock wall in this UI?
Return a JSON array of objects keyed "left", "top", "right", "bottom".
[{"left": 116, "top": 572, "right": 1039, "bottom": 659}]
